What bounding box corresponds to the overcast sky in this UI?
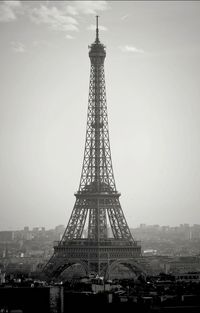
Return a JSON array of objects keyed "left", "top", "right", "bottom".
[{"left": 0, "top": 1, "right": 200, "bottom": 230}]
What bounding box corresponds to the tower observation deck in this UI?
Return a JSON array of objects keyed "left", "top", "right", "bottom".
[{"left": 44, "top": 17, "right": 142, "bottom": 279}]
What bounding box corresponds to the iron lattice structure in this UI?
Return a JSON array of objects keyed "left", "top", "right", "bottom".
[{"left": 44, "top": 17, "right": 141, "bottom": 279}]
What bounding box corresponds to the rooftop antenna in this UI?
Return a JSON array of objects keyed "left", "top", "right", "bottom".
[{"left": 96, "top": 15, "right": 99, "bottom": 43}]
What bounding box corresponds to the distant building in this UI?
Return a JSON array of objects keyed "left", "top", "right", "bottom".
[
  {"left": 0, "top": 270, "right": 5, "bottom": 284},
  {"left": 0, "top": 231, "right": 14, "bottom": 242},
  {"left": 143, "top": 249, "right": 157, "bottom": 256},
  {"left": 54, "top": 225, "right": 65, "bottom": 233}
]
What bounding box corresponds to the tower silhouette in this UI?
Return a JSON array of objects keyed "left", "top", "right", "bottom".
[{"left": 44, "top": 17, "right": 141, "bottom": 279}]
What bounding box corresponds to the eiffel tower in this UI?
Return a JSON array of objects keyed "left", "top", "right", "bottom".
[{"left": 44, "top": 17, "right": 141, "bottom": 279}]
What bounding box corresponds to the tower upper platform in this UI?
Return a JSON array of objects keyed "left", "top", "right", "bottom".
[{"left": 89, "top": 16, "right": 106, "bottom": 62}]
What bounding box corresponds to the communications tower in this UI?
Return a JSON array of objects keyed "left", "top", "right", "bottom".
[{"left": 44, "top": 17, "right": 141, "bottom": 279}]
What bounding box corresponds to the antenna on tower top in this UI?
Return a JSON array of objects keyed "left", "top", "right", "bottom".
[{"left": 96, "top": 15, "right": 99, "bottom": 43}]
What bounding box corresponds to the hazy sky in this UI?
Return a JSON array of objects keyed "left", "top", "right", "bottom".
[{"left": 0, "top": 1, "right": 200, "bottom": 230}]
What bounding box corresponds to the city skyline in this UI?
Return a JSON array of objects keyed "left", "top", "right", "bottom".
[
  {"left": 1, "top": 222, "right": 200, "bottom": 232},
  {"left": 0, "top": 1, "right": 200, "bottom": 230}
]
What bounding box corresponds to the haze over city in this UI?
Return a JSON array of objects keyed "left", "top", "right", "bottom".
[{"left": 0, "top": 1, "right": 200, "bottom": 230}]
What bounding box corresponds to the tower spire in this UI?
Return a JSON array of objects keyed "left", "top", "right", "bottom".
[{"left": 96, "top": 15, "right": 99, "bottom": 43}]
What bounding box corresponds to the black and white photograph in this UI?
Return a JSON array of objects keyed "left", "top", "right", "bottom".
[{"left": 0, "top": 0, "right": 200, "bottom": 312}]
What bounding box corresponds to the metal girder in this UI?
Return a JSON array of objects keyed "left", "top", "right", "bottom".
[
  {"left": 61, "top": 42, "right": 135, "bottom": 243},
  {"left": 44, "top": 21, "right": 141, "bottom": 278}
]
